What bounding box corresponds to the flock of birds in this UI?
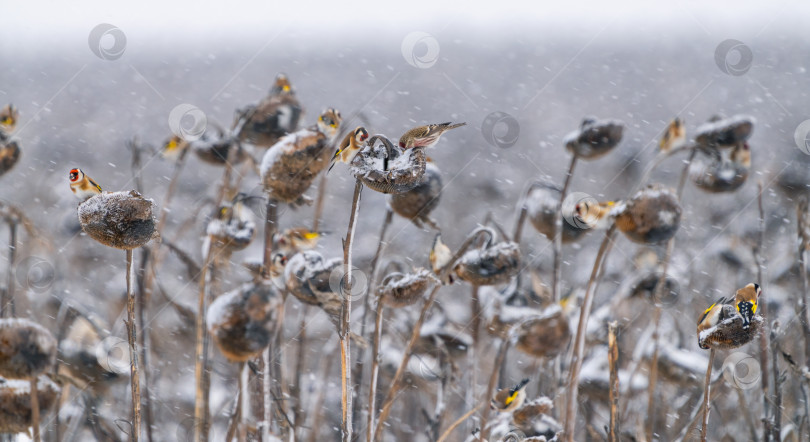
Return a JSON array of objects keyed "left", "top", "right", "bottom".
[{"left": 0, "top": 68, "right": 775, "bottom": 440}]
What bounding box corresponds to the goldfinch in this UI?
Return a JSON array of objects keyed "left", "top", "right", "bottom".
[
  {"left": 329, "top": 126, "right": 369, "bottom": 172},
  {"left": 316, "top": 108, "right": 342, "bottom": 142},
  {"left": 0, "top": 104, "right": 18, "bottom": 134},
  {"left": 398, "top": 122, "right": 466, "bottom": 149},
  {"left": 730, "top": 142, "right": 751, "bottom": 168},
  {"left": 236, "top": 73, "right": 302, "bottom": 147},
  {"left": 491, "top": 378, "right": 530, "bottom": 412},
  {"left": 573, "top": 200, "right": 614, "bottom": 229},
  {"left": 429, "top": 234, "right": 454, "bottom": 284},
  {"left": 160, "top": 135, "right": 188, "bottom": 162},
  {"left": 697, "top": 296, "right": 734, "bottom": 349},
  {"left": 659, "top": 117, "right": 686, "bottom": 153},
  {"left": 735, "top": 283, "right": 761, "bottom": 329},
  {"left": 69, "top": 168, "right": 103, "bottom": 201},
  {"left": 274, "top": 227, "right": 322, "bottom": 254}
]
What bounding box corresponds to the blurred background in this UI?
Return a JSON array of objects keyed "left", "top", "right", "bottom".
[{"left": 2, "top": 0, "right": 810, "bottom": 440}]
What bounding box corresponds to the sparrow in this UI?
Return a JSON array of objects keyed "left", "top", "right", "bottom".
[
  {"left": 236, "top": 73, "right": 302, "bottom": 147},
  {"left": 329, "top": 126, "right": 369, "bottom": 172},
  {"left": 697, "top": 296, "right": 735, "bottom": 349},
  {"left": 735, "top": 283, "right": 761, "bottom": 329},
  {"left": 429, "top": 233, "right": 455, "bottom": 284},
  {"left": 274, "top": 227, "right": 322, "bottom": 254},
  {"left": 491, "top": 378, "right": 530, "bottom": 412},
  {"left": 68, "top": 168, "right": 103, "bottom": 201},
  {"left": 0, "top": 104, "right": 18, "bottom": 134},
  {"left": 659, "top": 117, "right": 686, "bottom": 153},
  {"left": 398, "top": 122, "right": 466, "bottom": 149}
]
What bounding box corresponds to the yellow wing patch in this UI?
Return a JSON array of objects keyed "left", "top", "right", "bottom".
[
  {"left": 303, "top": 232, "right": 319, "bottom": 240},
  {"left": 504, "top": 390, "right": 519, "bottom": 405},
  {"left": 704, "top": 302, "right": 717, "bottom": 316}
]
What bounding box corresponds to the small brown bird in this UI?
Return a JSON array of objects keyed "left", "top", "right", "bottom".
[
  {"left": 0, "top": 104, "right": 18, "bottom": 134},
  {"left": 236, "top": 73, "right": 302, "bottom": 147},
  {"left": 697, "top": 297, "right": 733, "bottom": 349},
  {"left": 573, "top": 200, "right": 614, "bottom": 229},
  {"left": 160, "top": 135, "right": 188, "bottom": 162},
  {"left": 730, "top": 142, "right": 751, "bottom": 168},
  {"left": 274, "top": 227, "right": 322, "bottom": 254},
  {"left": 735, "top": 283, "right": 761, "bottom": 329},
  {"left": 659, "top": 117, "right": 686, "bottom": 153},
  {"left": 398, "top": 122, "right": 466, "bottom": 149},
  {"left": 329, "top": 126, "right": 369, "bottom": 172},
  {"left": 68, "top": 168, "right": 103, "bottom": 201},
  {"left": 491, "top": 378, "right": 530, "bottom": 412},
  {"left": 429, "top": 234, "right": 455, "bottom": 284}
]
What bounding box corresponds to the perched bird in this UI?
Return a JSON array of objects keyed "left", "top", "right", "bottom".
[
  {"left": 429, "top": 234, "right": 455, "bottom": 284},
  {"left": 659, "top": 117, "right": 686, "bottom": 153},
  {"left": 160, "top": 135, "right": 188, "bottom": 162},
  {"left": 491, "top": 378, "right": 531, "bottom": 413},
  {"left": 730, "top": 142, "right": 751, "bottom": 168},
  {"left": 0, "top": 104, "right": 18, "bottom": 134},
  {"left": 274, "top": 227, "right": 322, "bottom": 254},
  {"left": 398, "top": 122, "right": 466, "bottom": 149},
  {"left": 236, "top": 73, "right": 303, "bottom": 147},
  {"left": 329, "top": 126, "right": 369, "bottom": 172},
  {"left": 573, "top": 200, "right": 614, "bottom": 229},
  {"left": 735, "top": 283, "right": 761, "bottom": 329},
  {"left": 68, "top": 168, "right": 103, "bottom": 201},
  {"left": 696, "top": 297, "right": 734, "bottom": 349},
  {"left": 260, "top": 107, "right": 342, "bottom": 204}
]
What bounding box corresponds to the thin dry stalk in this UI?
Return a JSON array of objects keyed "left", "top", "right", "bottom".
[
  {"left": 435, "top": 403, "right": 484, "bottom": 442},
  {"left": 270, "top": 297, "right": 291, "bottom": 436},
  {"left": 373, "top": 284, "right": 441, "bottom": 441},
  {"left": 700, "top": 349, "right": 716, "bottom": 442},
  {"left": 311, "top": 171, "right": 328, "bottom": 233},
  {"left": 608, "top": 321, "right": 620, "bottom": 442},
  {"left": 3, "top": 221, "right": 16, "bottom": 318},
  {"left": 771, "top": 322, "right": 782, "bottom": 440},
  {"left": 799, "top": 199, "right": 810, "bottom": 366},
  {"left": 553, "top": 155, "right": 578, "bottom": 303},
  {"left": 125, "top": 249, "right": 142, "bottom": 442},
  {"left": 340, "top": 180, "right": 363, "bottom": 442},
  {"left": 361, "top": 208, "right": 394, "bottom": 440},
  {"left": 293, "top": 306, "right": 310, "bottom": 438},
  {"left": 194, "top": 241, "right": 213, "bottom": 442},
  {"left": 260, "top": 197, "right": 279, "bottom": 439},
  {"left": 563, "top": 225, "right": 617, "bottom": 441},
  {"left": 373, "top": 228, "right": 490, "bottom": 440},
  {"left": 470, "top": 285, "right": 480, "bottom": 401},
  {"left": 30, "top": 377, "right": 40, "bottom": 442},
  {"left": 753, "top": 181, "right": 770, "bottom": 435},
  {"left": 240, "top": 362, "right": 249, "bottom": 442},
  {"left": 645, "top": 146, "right": 694, "bottom": 440},
  {"left": 478, "top": 337, "right": 511, "bottom": 441}
]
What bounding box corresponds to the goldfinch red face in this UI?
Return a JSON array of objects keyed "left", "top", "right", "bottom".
[
  {"left": 69, "top": 168, "right": 82, "bottom": 183},
  {"left": 354, "top": 127, "right": 369, "bottom": 145},
  {"left": 317, "top": 108, "right": 342, "bottom": 141}
]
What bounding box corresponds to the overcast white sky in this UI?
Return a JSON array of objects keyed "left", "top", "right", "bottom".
[{"left": 4, "top": 0, "right": 805, "bottom": 44}]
